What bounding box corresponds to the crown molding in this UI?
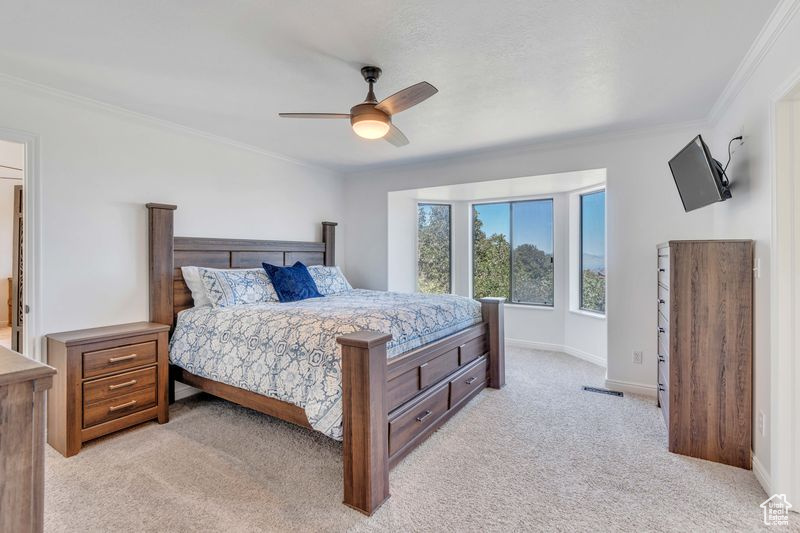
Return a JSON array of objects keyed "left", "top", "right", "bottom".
[
  {"left": 0, "top": 72, "right": 337, "bottom": 175},
  {"left": 707, "top": 0, "right": 800, "bottom": 124}
]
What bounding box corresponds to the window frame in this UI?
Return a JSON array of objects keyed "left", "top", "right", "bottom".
[
  {"left": 471, "top": 197, "right": 555, "bottom": 307},
  {"left": 415, "top": 202, "right": 453, "bottom": 294},
  {"left": 578, "top": 189, "right": 606, "bottom": 315}
]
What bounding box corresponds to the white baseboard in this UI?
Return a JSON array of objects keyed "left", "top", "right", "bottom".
[
  {"left": 604, "top": 378, "right": 657, "bottom": 398},
  {"left": 752, "top": 452, "right": 772, "bottom": 496},
  {"left": 506, "top": 338, "right": 607, "bottom": 368},
  {"left": 174, "top": 382, "right": 201, "bottom": 401}
]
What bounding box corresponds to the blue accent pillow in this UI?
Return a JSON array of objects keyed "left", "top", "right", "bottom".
[{"left": 262, "top": 261, "right": 323, "bottom": 302}]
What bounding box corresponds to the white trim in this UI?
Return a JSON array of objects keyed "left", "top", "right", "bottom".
[
  {"left": 506, "top": 337, "right": 606, "bottom": 368},
  {"left": 0, "top": 73, "right": 330, "bottom": 174},
  {"left": 769, "top": 69, "right": 800, "bottom": 505},
  {"left": 708, "top": 0, "right": 800, "bottom": 123},
  {"left": 505, "top": 303, "right": 556, "bottom": 311},
  {"left": 174, "top": 382, "right": 200, "bottom": 401},
  {"left": 604, "top": 378, "right": 657, "bottom": 398},
  {"left": 0, "top": 127, "right": 41, "bottom": 362},
  {"left": 569, "top": 309, "right": 606, "bottom": 321},
  {"left": 753, "top": 452, "right": 773, "bottom": 496}
]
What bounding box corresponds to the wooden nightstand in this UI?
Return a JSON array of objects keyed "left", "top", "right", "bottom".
[{"left": 46, "top": 322, "right": 170, "bottom": 457}]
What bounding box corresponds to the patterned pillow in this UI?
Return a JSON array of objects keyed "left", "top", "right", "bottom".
[
  {"left": 198, "top": 268, "right": 279, "bottom": 307},
  {"left": 307, "top": 265, "right": 353, "bottom": 295}
]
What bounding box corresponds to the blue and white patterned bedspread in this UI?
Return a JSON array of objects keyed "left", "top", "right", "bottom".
[{"left": 169, "top": 289, "right": 482, "bottom": 440}]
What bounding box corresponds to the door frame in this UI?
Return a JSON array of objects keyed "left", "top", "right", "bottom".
[
  {"left": 0, "top": 127, "right": 41, "bottom": 361},
  {"left": 769, "top": 67, "right": 800, "bottom": 503}
]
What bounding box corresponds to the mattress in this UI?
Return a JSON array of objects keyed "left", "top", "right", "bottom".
[{"left": 169, "top": 289, "right": 482, "bottom": 439}]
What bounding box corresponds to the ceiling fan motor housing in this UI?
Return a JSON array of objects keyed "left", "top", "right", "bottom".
[{"left": 350, "top": 103, "right": 390, "bottom": 139}]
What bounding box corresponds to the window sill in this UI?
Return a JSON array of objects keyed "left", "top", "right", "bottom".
[
  {"left": 569, "top": 309, "right": 606, "bottom": 320},
  {"left": 505, "top": 303, "right": 556, "bottom": 311}
]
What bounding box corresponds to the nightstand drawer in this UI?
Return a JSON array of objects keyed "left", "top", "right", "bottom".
[
  {"left": 83, "top": 386, "right": 157, "bottom": 428},
  {"left": 83, "top": 366, "right": 157, "bottom": 405},
  {"left": 83, "top": 341, "right": 157, "bottom": 378}
]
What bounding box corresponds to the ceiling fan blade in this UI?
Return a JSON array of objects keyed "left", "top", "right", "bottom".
[
  {"left": 384, "top": 124, "right": 409, "bottom": 147},
  {"left": 278, "top": 113, "right": 350, "bottom": 119},
  {"left": 375, "top": 82, "right": 438, "bottom": 115}
]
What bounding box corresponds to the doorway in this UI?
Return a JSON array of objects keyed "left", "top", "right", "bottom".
[
  {"left": 0, "top": 139, "right": 23, "bottom": 352},
  {"left": 771, "top": 75, "right": 800, "bottom": 504}
]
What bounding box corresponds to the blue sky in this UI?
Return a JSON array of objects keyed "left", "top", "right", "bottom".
[
  {"left": 474, "top": 200, "right": 553, "bottom": 254},
  {"left": 474, "top": 193, "right": 605, "bottom": 259}
]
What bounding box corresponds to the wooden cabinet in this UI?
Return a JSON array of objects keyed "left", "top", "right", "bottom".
[
  {"left": 657, "top": 240, "right": 753, "bottom": 469},
  {"left": 46, "top": 322, "right": 170, "bottom": 457},
  {"left": 0, "top": 346, "right": 56, "bottom": 533}
]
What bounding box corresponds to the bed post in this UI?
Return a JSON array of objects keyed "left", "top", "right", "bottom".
[
  {"left": 147, "top": 203, "right": 177, "bottom": 401},
  {"left": 322, "top": 221, "right": 337, "bottom": 266},
  {"left": 336, "top": 331, "right": 391, "bottom": 515},
  {"left": 480, "top": 298, "right": 505, "bottom": 389}
]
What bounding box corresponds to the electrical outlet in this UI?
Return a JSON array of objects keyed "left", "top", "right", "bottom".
[
  {"left": 757, "top": 411, "right": 766, "bottom": 437},
  {"left": 633, "top": 350, "right": 643, "bottom": 364}
]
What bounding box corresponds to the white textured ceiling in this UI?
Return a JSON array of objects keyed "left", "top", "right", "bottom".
[{"left": 0, "top": 0, "right": 778, "bottom": 171}]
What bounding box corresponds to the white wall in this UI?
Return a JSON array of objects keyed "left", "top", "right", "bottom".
[
  {"left": 0, "top": 79, "right": 344, "bottom": 351},
  {"left": 700, "top": 2, "right": 800, "bottom": 488},
  {"left": 0, "top": 140, "right": 23, "bottom": 325}
]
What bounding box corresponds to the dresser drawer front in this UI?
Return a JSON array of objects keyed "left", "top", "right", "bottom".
[
  {"left": 657, "top": 312, "right": 669, "bottom": 345},
  {"left": 389, "top": 384, "right": 449, "bottom": 456},
  {"left": 83, "top": 341, "right": 157, "bottom": 378},
  {"left": 657, "top": 284, "right": 670, "bottom": 318},
  {"left": 458, "top": 337, "right": 486, "bottom": 366},
  {"left": 658, "top": 386, "right": 669, "bottom": 428},
  {"left": 83, "top": 386, "right": 156, "bottom": 428},
  {"left": 419, "top": 348, "right": 459, "bottom": 389},
  {"left": 450, "top": 357, "right": 487, "bottom": 407},
  {"left": 387, "top": 367, "right": 420, "bottom": 411},
  {"left": 83, "top": 366, "right": 157, "bottom": 405},
  {"left": 657, "top": 255, "right": 670, "bottom": 288}
]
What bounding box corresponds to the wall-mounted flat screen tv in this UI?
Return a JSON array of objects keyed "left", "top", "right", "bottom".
[{"left": 668, "top": 135, "right": 731, "bottom": 212}]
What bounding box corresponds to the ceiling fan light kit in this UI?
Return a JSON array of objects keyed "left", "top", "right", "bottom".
[
  {"left": 350, "top": 104, "right": 391, "bottom": 139},
  {"left": 279, "top": 65, "right": 437, "bottom": 147}
]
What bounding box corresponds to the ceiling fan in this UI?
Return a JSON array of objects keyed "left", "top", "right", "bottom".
[{"left": 279, "top": 66, "right": 438, "bottom": 147}]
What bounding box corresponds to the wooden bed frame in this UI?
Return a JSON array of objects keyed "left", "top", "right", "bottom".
[{"left": 147, "top": 203, "right": 505, "bottom": 515}]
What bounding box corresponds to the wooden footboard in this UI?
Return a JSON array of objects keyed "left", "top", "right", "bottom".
[
  {"left": 337, "top": 298, "right": 505, "bottom": 515},
  {"left": 146, "top": 202, "right": 505, "bottom": 516}
]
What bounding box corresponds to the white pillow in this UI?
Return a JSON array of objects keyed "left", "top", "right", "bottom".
[{"left": 181, "top": 266, "right": 212, "bottom": 307}]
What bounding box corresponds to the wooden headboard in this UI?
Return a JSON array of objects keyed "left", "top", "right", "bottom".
[{"left": 147, "top": 203, "right": 337, "bottom": 330}]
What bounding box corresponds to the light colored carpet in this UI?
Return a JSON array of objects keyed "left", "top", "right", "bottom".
[{"left": 44, "top": 347, "right": 786, "bottom": 532}]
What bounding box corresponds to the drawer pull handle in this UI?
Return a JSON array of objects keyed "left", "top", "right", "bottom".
[
  {"left": 108, "top": 379, "right": 137, "bottom": 391},
  {"left": 415, "top": 410, "right": 433, "bottom": 423},
  {"left": 465, "top": 376, "right": 477, "bottom": 385},
  {"left": 108, "top": 399, "right": 137, "bottom": 412},
  {"left": 108, "top": 354, "right": 137, "bottom": 363},
  {"left": 658, "top": 268, "right": 666, "bottom": 273}
]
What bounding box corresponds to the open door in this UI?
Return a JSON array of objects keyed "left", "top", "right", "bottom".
[{"left": 11, "top": 184, "right": 22, "bottom": 352}]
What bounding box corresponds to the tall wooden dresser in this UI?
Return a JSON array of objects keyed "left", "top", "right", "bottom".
[
  {"left": 0, "top": 347, "right": 56, "bottom": 533},
  {"left": 656, "top": 240, "right": 753, "bottom": 469}
]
